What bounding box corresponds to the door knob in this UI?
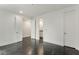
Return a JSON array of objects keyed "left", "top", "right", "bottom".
[
  {"left": 16, "top": 32, "right": 18, "bottom": 33},
  {"left": 64, "top": 32, "right": 67, "bottom": 34}
]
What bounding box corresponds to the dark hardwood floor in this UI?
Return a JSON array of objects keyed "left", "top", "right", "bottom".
[
  {"left": 0, "top": 38, "right": 79, "bottom": 55},
  {"left": 64, "top": 46, "right": 79, "bottom": 55}
]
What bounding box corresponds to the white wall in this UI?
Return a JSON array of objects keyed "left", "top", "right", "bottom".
[
  {"left": 0, "top": 10, "right": 23, "bottom": 46},
  {"left": 23, "top": 18, "right": 31, "bottom": 38},
  {"left": 39, "top": 11, "right": 64, "bottom": 46},
  {"left": 62, "top": 6, "right": 79, "bottom": 50},
  {"left": 31, "top": 17, "right": 40, "bottom": 40},
  {"left": 30, "top": 5, "right": 79, "bottom": 49},
  {"left": 31, "top": 6, "right": 78, "bottom": 47},
  {"left": 31, "top": 18, "right": 36, "bottom": 39},
  {"left": 74, "top": 5, "right": 79, "bottom": 50},
  {"left": 38, "top": 6, "right": 79, "bottom": 48}
]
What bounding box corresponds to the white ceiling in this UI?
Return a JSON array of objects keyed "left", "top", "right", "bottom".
[{"left": 0, "top": 4, "right": 75, "bottom": 18}]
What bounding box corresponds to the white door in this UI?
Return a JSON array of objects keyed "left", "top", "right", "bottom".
[
  {"left": 64, "top": 10, "right": 76, "bottom": 48},
  {"left": 15, "top": 15, "right": 23, "bottom": 42}
]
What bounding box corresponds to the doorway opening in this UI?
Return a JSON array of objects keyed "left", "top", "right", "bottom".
[
  {"left": 37, "top": 18, "right": 44, "bottom": 55},
  {"left": 22, "top": 17, "right": 32, "bottom": 55}
]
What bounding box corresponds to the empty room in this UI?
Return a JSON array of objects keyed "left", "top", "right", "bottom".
[{"left": 0, "top": 4, "right": 79, "bottom": 55}]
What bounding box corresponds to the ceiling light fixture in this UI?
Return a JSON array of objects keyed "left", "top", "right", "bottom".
[{"left": 19, "top": 10, "right": 23, "bottom": 14}]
